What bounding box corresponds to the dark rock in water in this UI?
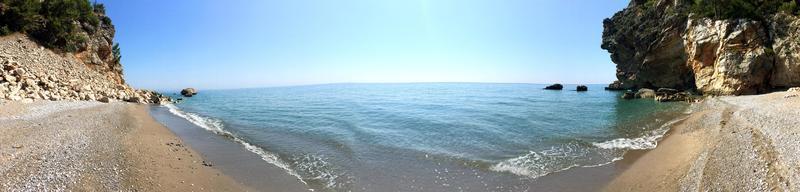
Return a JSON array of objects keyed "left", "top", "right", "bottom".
[
  {"left": 621, "top": 91, "right": 636, "bottom": 99},
  {"left": 635, "top": 88, "right": 656, "bottom": 99},
  {"left": 655, "top": 90, "right": 692, "bottom": 102},
  {"left": 181, "top": 88, "right": 198, "bottom": 97},
  {"left": 656, "top": 88, "right": 679, "bottom": 95},
  {"left": 605, "top": 80, "right": 627, "bottom": 91},
  {"left": 544, "top": 84, "right": 563, "bottom": 90},
  {"left": 576, "top": 85, "right": 588, "bottom": 91}
]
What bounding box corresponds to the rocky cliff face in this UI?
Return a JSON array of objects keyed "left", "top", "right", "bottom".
[
  {"left": 73, "top": 12, "right": 126, "bottom": 85},
  {"left": 602, "top": 0, "right": 800, "bottom": 95}
]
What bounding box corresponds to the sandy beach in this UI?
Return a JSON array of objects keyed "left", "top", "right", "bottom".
[
  {"left": 605, "top": 90, "right": 800, "bottom": 191},
  {"left": 2, "top": 91, "right": 800, "bottom": 192},
  {"left": 0, "top": 101, "right": 249, "bottom": 191}
]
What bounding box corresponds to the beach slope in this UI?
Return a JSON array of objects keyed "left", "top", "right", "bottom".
[
  {"left": 606, "top": 91, "right": 800, "bottom": 191},
  {"left": 0, "top": 101, "right": 249, "bottom": 191}
]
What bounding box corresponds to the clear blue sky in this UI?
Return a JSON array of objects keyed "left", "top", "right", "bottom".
[{"left": 98, "top": 0, "right": 630, "bottom": 90}]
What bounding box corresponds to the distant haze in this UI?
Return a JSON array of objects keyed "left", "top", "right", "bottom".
[{"left": 100, "top": 0, "right": 629, "bottom": 90}]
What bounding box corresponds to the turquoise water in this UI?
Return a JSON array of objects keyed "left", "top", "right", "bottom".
[{"left": 163, "top": 83, "right": 688, "bottom": 191}]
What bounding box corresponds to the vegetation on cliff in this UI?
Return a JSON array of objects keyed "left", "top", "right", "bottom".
[
  {"left": 0, "top": 0, "right": 109, "bottom": 52},
  {"left": 689, "top": 0, "right": 799, "bottom": 20}
]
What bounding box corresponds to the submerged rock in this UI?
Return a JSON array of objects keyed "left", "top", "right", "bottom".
[
  {"left": 544, "top": 84, "right": 563, "bottom": 90},
  {"left": 576, "top": 85, "right": 588, "bottom": 91}
]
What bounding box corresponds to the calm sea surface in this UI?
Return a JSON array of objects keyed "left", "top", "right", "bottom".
[{"left": 161, "top": 83, "right": 688, "bottom": 191}]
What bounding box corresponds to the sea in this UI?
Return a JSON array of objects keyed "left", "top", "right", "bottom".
[{"left": 152, "top": 83, "right": 689, "bottom": 192}]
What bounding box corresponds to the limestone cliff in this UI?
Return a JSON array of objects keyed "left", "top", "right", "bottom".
[{"left": 602, "top": 0, "right": 800, "bottom": 95}]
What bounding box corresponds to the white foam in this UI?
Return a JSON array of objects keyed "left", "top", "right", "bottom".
[
  {"left": 493, "top": 115, "right": 691, "bottom": 179},
  {"left": 592, "top": 115, "right": 688, "bottom": 150},
  {"left": 591, "top": 130, "right": 666, "bottom": 150},
  {"left": 161, "top": 104, "right": 311, "bottom": 186},
  {"left": 490, "top": 143, "right": 591, "bottom": 178}
]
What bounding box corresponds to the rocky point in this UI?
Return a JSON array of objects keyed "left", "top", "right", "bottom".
[{"left": 602, "top": 0, "right": 800, "bottom": 95}]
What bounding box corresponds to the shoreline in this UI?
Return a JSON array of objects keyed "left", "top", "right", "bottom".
[
  {"left": 0, "top": 101, "right": 250, "bottom": 191},
  {"left": 3, "top": 90, "right": 798, "bottom": 191},
  {"left": 604, "top": 90, "right": 800, "bottom": 191},
  {"left": 148, "top": 104, "right": 309, "bottom": 191}
]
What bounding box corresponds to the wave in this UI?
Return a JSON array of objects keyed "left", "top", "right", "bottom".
[
  {"left": 592, "top": 115, "right": 688, "bottom": 150},
  {"left": 492, "top": 115, "right": 691, "bottom": 179},
  {"left": 490, "top": 142, "right": 621, "bottom": 178},
  {"left": 162, "top": 104, "right": 345, "bottom": 191}
]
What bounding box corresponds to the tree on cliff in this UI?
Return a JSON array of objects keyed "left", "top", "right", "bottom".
[
  {"left": 691, "top": 0, "right": 799, "bottom": 20},
  {"left": 0, "top": 0, "right": 103, "bottom": 52}
]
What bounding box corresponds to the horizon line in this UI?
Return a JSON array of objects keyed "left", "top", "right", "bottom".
[{"left": 149, "top": 81, "right": 613, "bottom": 92}]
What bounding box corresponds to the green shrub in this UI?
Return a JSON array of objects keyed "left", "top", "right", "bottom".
[
  {"left": 112, "top": 42, "right": 121, "bottom": 62},
  {"left": 92, "top": 3, "right": 104, "bottom": 14},
  {"left": 0, "top": 0, "right": 103, "bottom": 52},
  {"left": 778, "top": 1, "right": 798, "bottom": 14},
  {"left": 689, "top": 0, "right": 799, "bottom": 20}
]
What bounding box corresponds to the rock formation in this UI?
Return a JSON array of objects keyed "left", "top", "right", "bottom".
[
  {"left": 544, "top": 84, "right": 564, "bottom": 90},
  {"left": 602, "top": 0, "right": 800, "bottom": 95},
  {"left": 181, "top": 88, "right": 197, "bottom": 97},
  {"left": 576, "top": 85, "right": 588, "bottom": 91},
  {"left": 605, "top": 80, "right": 626, "bottom": 90},
  {"left": 622, "top": 91, "right": 636, "bottom": 99},
  {"left": 635, "top": 88, "right": 656, "bottom": 99}
]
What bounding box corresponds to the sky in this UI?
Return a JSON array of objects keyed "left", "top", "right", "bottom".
[{"left": 98, "top": 0, "right": 630, "bottom": 90}]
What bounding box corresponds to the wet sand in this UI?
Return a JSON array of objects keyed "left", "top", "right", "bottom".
[
  {"left": 148, "top": 105, "right": 309, "bottom": 192},
  {"left": 605, "top": 91, "right": 800, "bottom": 191},
  {"left": 0, "top": 101, "right": 250, "bottom": 191}
]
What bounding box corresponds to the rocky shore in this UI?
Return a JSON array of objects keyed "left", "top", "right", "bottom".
[
  {"left": 0, "top": 101, "right": 248, "bottom": 191},
  {"left": 605, "top": 90, "right": 800, "bottom": 191},
  {"left": 0, "top": 34, "right": 171, "bottom": 104}
]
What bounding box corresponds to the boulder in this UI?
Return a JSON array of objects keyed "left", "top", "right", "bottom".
[
  {"left": 655, "top": 90, "right": 693, "bottom": 102},
  {"left": 181, "top": 88, "right": 197, "bottom": 97},
  {"left": 98, "top": 96, "right": 112, "bottom": 103},
  {"left": 656, "top": 88, "right": 679, "bottom": 95},
  {"left": 635, "top": 88, "right": 656, "bottom": 99},
  {"left": 576, "top": 85, "right": 588, "bottom": 91},
  {"left": 3, "top": 74, "right": 16, "bottom": 83},
  {"left": 544, "top": 84, "right": 563, "bottom": 90},
  {"left": 605, "top": 80, "right": 627, "bottom": 91},
  {"left": 621, "top": 91, "right": 636, "bottom": 99},
  {"left": 126, "top": 96, "right": 142, "bottom": 103}
]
